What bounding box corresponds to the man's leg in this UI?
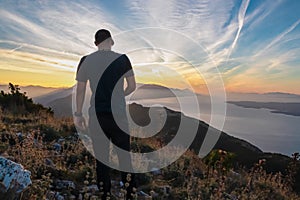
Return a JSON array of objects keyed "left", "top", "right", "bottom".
[
  {"left": 90, "top": 112, "right": 112, "bottom": 199},
  {"left": 115, "top": 139, "right": 137, "bottom": 200},
  {"left": 95, "top": 159, "right": 111, "bottom": 199},
  {"left": 109, "top": 113, "right": 137, "bottom": 200}
]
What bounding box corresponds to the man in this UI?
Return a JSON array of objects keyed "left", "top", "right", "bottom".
[{"left": 74, "top": 29, "right": 136, "bottom": 200}]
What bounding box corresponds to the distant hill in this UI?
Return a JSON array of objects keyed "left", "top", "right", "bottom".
[
  {"left": 33, "top": 83, "right": 200, "bottom": 117},
  {"left": 34, "top": 87, "right": 73, "bottom": 106},
  {"left": 0, "top": 84, "right": 61, "bottom": 98},
  {"left": 7, "top": 83, "right": 300, "bottom": 105},
  {"left": 228, "top": 101, "right": 300, "bottom": 116},
  {"left": 47, "top": 94, "right": 73, "bottom": 117},
  {"left": 2, "top": 83, "right": 300, "bottom": 103},
  {"left": 227, "top": 91, "right": 300, "bottom": 102},
  {"left": 129, "top": 84, "right": 195, "bottom": 100},
  {"left": 263, "top": 92, "right": 300, "bottom": 98}
]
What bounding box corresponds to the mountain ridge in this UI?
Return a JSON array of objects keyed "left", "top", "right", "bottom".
[{"left": 2, "top": 83, "right": 300, "bottom": 100}]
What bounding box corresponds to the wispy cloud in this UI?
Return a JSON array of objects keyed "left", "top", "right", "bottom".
[
  {"left": 0, "top": 49, "right": 77, "bottom": 72},
  {"left": 243, "top": 0, "right": 282, "bottom": 33},
  {"left": 255, "top": 19, "right": 300, "bottom": 57},
  {"left": 0, "top": 1, "right": 119, "bottom": 55},
  {"left": 0, "top": 0, "right": 299, "bottom": 93},
  {"left": 227, "top": 0, "right": 250, "bottom": 60}
]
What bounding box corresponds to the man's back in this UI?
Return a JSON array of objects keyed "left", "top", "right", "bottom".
[{"left": 76, "top": 50, "right": 133, "bottom": 112}]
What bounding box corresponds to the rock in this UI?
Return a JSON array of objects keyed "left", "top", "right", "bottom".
[
  {"left": 46, "top": 191, "right": 65, "bottom": 200},
  {"left": 86, "top": 184, "right": 99, "bottom": 192},
  {"left": 53, "top": 143, "right": 61, "bottom": 152},
  {"left": 46, "top": 191, "right": 55, "bottom": 199},
  {"left": 55, "top": 193, "right": 65, "bottom": 200},
  {"left": 149, "top": 190, "right": 159, "bottom": 198},
  {"left": 57, "top": 138, "right": 65, "bottom": 143},
  {"left": 157, "top": 185, "right": 171, "bottom": 196},
  {"left": 45, "top": 158, "right": 55, "bottom": 168},
  {"left": 138, "top": 190, "right": 150, "bottom": 197},
  {"left": 0, "top": 156, "right": 31, "bottom": 193},
  {"left": 119, "top": 180, "right": 124, "bottom": 187},
  {"left": 79, "top": 184, "right": 99, "bottom": 193},
  {"left": 150, "top": 167, "right": 162, "bottom": 175},
  {"left": 55, "top": 180, "right": 76, "bottom": 190},
  {"left": 224, "top": 192, "right": 238, "bottom": 200},
  {"left": 16, "top": 132, "right": 23, "bottom": 143},
  {"left": 229, "top": 170, "right": 241, "bottom": 178}
]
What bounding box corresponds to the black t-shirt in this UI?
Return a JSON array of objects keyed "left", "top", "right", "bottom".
[{"left": 76, "top": 50, "right": 134, "bottom": 113}]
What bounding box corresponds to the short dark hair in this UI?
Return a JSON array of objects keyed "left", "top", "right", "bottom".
[{"left": 95, "top": 29, "right": 113, "bottom": 45}]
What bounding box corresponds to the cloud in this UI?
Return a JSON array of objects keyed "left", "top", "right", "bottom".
[
  {"left": 255, "top": 19, "right": 300, "bottom": 57},
  {"left": 227, "top": 0, "right": 250, "bottom": 60},
  {"left": 0, "top": 0, "right": 299, "bottom": 93},
  {"left": 0, "top": 1, "right": 120, "bottom": 55},
  {"left": 0, "top": 48, "right": 77, "bottom": 73},
  {"left": 243, "top": 0, "right": 282, "bottom": 32},
  {"left": 0, "top": 0, "right": 241, "bottom": 72},
  {"left": 125, "top": 0, "right": 236, "bottom": 51}
]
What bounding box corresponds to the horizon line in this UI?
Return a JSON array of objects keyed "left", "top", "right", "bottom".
[{"left": 1, "top": 82, "right": 300, "bottom": 96}]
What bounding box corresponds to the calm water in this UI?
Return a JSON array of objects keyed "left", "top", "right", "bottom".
[{"left": 129, "top": 96, "right": 300, "bottom": 156}]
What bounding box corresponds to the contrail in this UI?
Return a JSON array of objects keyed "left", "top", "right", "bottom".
[
  {"left": 227, "top": 0, "right": 250, "bottom": 61},
  {"left": 9, "top": 45, "right": 23, "bottom": 52},
  {"left": 0, "top": 40, "right": 80, "bottom": 57},
  {"left": 256, "top": 19, "right": 300, "bottom": 57}
]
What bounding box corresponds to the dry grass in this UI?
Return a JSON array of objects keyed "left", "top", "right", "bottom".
[{"left": 0, "top": 112, "right": 299, "bottom": 200}]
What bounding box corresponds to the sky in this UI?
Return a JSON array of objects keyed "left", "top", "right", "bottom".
[{"left": 0, "top": 0, "right": 300, "bottom": 94}]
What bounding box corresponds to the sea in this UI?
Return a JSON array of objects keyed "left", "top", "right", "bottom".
[{"left": 129, "top": 96, "right": 300, "bottom": 156}]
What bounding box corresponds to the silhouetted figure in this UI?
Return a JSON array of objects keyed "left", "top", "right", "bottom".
[{"left": 74, "top": 29, "right": 136, "bottom": 200}]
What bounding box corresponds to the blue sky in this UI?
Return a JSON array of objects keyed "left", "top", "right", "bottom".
[{"left": 0, "top": 0, "right": 299, "bottom": 94}]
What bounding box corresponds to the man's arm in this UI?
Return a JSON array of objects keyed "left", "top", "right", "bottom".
[
  {"left": 124, "top": 76, "right": 136, "bottom": 96},
  {"left": 75, "top": 81, "right": 87, "bottom": 114}
]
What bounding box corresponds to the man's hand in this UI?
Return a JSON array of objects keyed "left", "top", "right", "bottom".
[
  {"left": 74, "top": 115, "right": 87, "bottom": 132},
  {"left": 75, "top": 81, "right": 87, "bottom": 132}
]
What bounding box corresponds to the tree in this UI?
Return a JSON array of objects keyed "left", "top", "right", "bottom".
[{"left": 0, "top": 83, "right": 53, "bottom": 116}]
